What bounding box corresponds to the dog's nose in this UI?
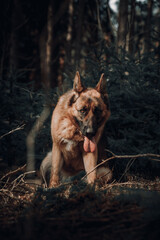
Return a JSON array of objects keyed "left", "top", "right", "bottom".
[{"left": 85, "top": 128, "right": 96, "bottom": 139}]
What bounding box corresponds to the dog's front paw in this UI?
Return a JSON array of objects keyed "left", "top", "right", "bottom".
[
  {"left": 87, "top": 171, "right": 97, "bottom": 185},
  {"left": 49, "top": 175, "right": 60, "bottom": 188}
]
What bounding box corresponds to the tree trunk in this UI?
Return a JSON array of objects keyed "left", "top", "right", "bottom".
[
  {"left": 117, "top": 0, "right": 128, "bottom": 53},
  {"left": 26, "top": 105, "right": 51, "bottom": 174},
  {"left": 75, "top": 0, "right": 85, "bottom": 68},
  {"left": 128, "top": 0, "right": 136, "bottom": 54},
  {"left": 8, "top": 0, "right": 21, "bottom": 166},
  {"left": 39, "top": 0, "right": 61, "bottom": 90},
  {"left": 66, "top": 0, "right": 73, "bottom": 64},
  {"left": 144, "top": 0, "right": 153, "bottom": 52},
  {"left": 9, "top": 0, "right": 19, "bottom": 76},
  {"left": 46, "top": 0, "right": 55, "bottom": 89},
  {"left": 105, "top": 2, "right": 115, "bottom": 46}
]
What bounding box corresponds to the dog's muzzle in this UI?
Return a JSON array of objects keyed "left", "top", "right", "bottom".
[
  {"left": 74, "top": 116, "right": 98, "bottom": 152},
  {"left": 84, "top": 127, "right": 96, "bottom": 139}
]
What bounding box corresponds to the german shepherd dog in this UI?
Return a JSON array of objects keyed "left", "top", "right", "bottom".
[{"left": 40, "top": 72, "right": 112, "bottom": 188}]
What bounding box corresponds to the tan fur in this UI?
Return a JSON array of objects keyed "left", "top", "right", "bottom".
[{"left": 40, "top": 72, "right": 112, "bottom": 188}]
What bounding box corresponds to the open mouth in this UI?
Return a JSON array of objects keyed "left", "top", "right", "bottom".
[{"left": 83, "top": 136, "right": 97, "bottom": 153}]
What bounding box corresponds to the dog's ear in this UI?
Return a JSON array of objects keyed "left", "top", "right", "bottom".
[
  {"left": 95, "top": 73, "right": 110, "bottom": 110},
  {"left": 73, "top": 71, "right": 85, "bottom": 93},
  {"left": 95, "top": 73, "right": 106, "bottom": 94}
]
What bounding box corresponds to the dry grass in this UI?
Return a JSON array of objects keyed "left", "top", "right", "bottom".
[{"left": 0, "top": 154, "right": 160, "bottom": 240}]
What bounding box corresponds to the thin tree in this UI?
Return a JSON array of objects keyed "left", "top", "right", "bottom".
[
  {"left": 66, "top": 0, "right": 74, "bottom": 64},
  {"left": 117, "top": 0, "right": 129, "bottom": 53},
  {"left": 144, "top": 0, "right": 153, "bottom": 52},
  {"left": 128, "top": 0, "right": 136, "bottom": 54},
  {"left": 75, "top": 0, "right": 85, "bottom": 68}
]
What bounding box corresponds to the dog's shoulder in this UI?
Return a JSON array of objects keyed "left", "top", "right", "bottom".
[{"left": 51, "top": 89, "right": 82, "bottom": 142}]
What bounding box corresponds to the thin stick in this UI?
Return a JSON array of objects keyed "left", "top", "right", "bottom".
[
  {"left": 82, "top": 153, "right": 160, "bottom": 181},
  {"left": 0, "top": 124, "right": 25, "bottom": 140},
  {"left": 118, "top": 158, "right": 136, "bottom": 182},
  {"left": 0, "top": 164, "right": 26, "bottom": 181},
  {"left": 12, "top": 171, "right": 36, "bottom": 184},
  {"left": 11, "top": 171, "right": 36, "bottom": 191}
]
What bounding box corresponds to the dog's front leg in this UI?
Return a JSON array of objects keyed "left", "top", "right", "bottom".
[
  {"left": 49, "top": 143, "right": 63, "bottom": 188},
  {"left": 83, "top": 149, "right": 98, "bottom": 184}
]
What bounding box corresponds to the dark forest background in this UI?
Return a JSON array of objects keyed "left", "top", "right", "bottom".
[{"left": 0, "top": 0, "right": 160, "bottom": 177}]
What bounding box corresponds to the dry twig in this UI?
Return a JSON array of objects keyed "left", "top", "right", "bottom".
[
  {"left": 10, "top": 170, "right": 36, "bottom": 191},
  {"left": 0, "top": 164, "right": 26, "bottom": 181},
  {"left": 82, "top": 152, "right": 160, "bottom": 181},
  {"left": 0, "top": 124, "right": 25, "bottom": 140}
]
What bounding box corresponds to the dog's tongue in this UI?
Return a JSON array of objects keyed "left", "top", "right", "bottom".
[{"left": 83, "top": 136, "right": 96, "bottom": 153}]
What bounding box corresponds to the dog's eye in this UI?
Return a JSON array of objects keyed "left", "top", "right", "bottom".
[{"left": 78, "top": 107, "right": 87, "bottom": 114}]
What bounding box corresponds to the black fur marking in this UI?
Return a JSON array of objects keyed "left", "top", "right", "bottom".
[
  {"left": 93, "top": 106, "right": 102, "bottom": 115},
  {"left": 68, "top": 93, "right": 79, "bottom": 106},
  {"left": 101, "top": 93, "right": 110, "bottom": 110},
  {"left": 73, "top": 116, "right": 82, "bottom": 127}
]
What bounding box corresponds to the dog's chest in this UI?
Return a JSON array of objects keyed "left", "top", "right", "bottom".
[{"left": 62, "top": 139, "right": 78, "bottom": 152}]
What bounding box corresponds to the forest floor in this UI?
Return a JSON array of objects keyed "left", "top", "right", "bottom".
[{"left": 0, "top": 165, "right": 160, "bottom": 240}]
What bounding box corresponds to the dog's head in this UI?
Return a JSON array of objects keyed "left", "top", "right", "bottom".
[{"left": 69, "top": 72, "right": 111, "bottom": 152}]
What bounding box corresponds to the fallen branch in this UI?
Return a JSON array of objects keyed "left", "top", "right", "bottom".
[
  {"left": 82, "top": 152, "right": 160, "bottom": 181},
  {"left": 0, "top": 124, "right": 25, "bottom": 140},
  {"left": 104, "top": 180, "right": 156, "bottom": 190},
  {"left": 10, "top": 170, "right": 36, "bottom": 191},
  {"left": 11, "top": 170, "right": 36, "bottom": 184},
  {"left": 0, "top": 164, "right": 26, "bottom": 181}
]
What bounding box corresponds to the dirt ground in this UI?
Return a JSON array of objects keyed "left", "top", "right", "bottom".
[{"left": 0, "top": 166, "right": 160, "bottom": 240}]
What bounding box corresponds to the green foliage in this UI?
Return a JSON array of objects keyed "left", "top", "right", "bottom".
[
  {"left": 107, "top": 51, "right": 160, "bottom": 155},
  {"left": 0, "top": 74, "right": 51, "bottom": 165},
  {"left": 85, "top": 48, "right": 160, "bottom": 174}
]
